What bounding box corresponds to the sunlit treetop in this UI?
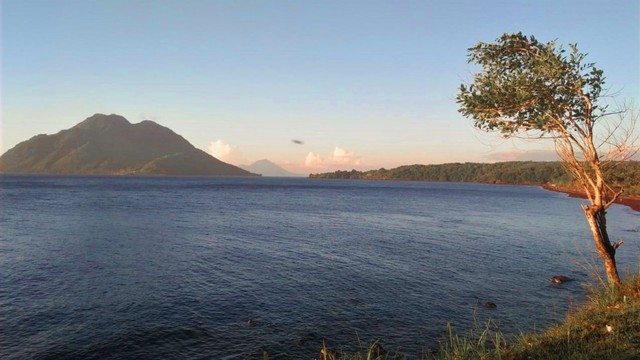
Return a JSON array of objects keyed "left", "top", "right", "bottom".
[{"left": 457, "top": 32, "right": 606, "bottom": 136}]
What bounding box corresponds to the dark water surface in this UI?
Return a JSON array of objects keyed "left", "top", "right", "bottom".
[{"left": 1, "top": 175, "right": 638, "bottom": 359}]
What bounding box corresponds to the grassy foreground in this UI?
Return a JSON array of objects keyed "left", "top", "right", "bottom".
[{"left": 310, "top": 276, "right": 640, "bottom": 360}]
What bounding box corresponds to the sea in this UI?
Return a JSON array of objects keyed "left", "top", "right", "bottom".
[{"left": 1, "top": 175, "right": 638, "bottom": 359}]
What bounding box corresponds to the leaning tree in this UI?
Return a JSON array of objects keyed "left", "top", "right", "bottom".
[{"left": 457, "top": 32, "right": 637, "bottom": 286}]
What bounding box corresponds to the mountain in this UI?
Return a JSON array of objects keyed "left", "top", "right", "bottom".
[
  {"left": 0, "top": 113, "right": 256, "bottom": 176},
  {"left": 240, "top": 159, "right": 303, "bottom": 177}
]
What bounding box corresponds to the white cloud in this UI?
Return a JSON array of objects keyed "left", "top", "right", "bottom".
[
  {"left": 305, "top": 152, "right": 324, "bottom": 167},
  {"left": 304, "top": 146, "right": 363, "bottom": 170},
  {"left": 208, "top": 140, "right": 231, "bottom": 159},
  {"left": 138, "top": 113, "right": 159, "bottom": 122},
  {"left": 207, "top": 139, "right": 244, "bottom": 165},
  {"left": 332, "top": 146, "right": 361, "bottom": 165}
]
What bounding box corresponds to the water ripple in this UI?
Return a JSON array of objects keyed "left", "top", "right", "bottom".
[{"left": 1, "top": 176, "right": 637, "bottom": 359}]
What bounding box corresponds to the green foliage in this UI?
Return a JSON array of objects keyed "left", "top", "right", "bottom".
[
  {"left": 435, "top": 322, "right": 505, "bottom": 360},
  {"left": 309, "top": 161, "right": 640, "bottom": 196},
  {"left": 457, "top": 32, "right": 606, "bottom": 136},
  {"left": 604, "top": 161, "right": 640, "bottom": 196}
]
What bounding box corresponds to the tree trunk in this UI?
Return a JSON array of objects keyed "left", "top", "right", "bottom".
[{"left": 582, "top": 205, "right": 621, "bottom": 286}]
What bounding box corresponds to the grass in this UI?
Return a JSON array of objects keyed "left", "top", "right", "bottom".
[
  {"left": 433, "top": 321, "right": 505, "bottom": 360},
  {"left": 503, "top": 276, "right": 640, "bottom": 360},
  {"left": 308, "top": 275, "right": 640, "bottom": 360}
]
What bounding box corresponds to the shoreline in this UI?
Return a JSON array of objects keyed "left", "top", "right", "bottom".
[{"left": 541, "top": 184, "right": 640, "bottom": 212}]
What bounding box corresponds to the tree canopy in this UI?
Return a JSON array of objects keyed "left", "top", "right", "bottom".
[{"left": 457, "top": 32, "right": 606, "bottom": 136}]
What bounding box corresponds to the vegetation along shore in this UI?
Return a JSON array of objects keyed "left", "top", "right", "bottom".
[
  {"left": 302, "top": 275, "right": 640, "bottom": 359},
  {"left": 310, "top": 161, "right": 640, "bottom": 212}
]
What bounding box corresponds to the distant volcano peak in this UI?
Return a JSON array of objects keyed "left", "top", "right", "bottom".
[{"left": 240, "top": 159, "right": 303, "bottom": 177}]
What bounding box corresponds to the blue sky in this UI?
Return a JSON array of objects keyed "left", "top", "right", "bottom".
[{"left": 2, "top": 0, "right": 639, "bottom": 173}]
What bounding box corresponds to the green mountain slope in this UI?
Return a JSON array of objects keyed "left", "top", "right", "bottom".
[{"left": 0, "top": 113, "right": 256, "bottom": 176}]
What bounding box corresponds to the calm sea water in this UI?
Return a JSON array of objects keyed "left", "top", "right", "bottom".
[{"left": 1, "top": 175, "right": 638, "bottom": 359}]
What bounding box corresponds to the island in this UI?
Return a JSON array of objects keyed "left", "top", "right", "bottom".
[{"left": 0, "top": 114, "right": 257, "bottom": 177}]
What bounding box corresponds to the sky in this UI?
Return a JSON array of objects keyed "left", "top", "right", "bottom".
[{"left": 2, "top": 0, "right": 639, "bottom": 174}]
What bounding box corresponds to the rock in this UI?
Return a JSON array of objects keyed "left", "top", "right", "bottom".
[
  {"left": 549, "top": 275, "right": 572, "bottom": 284},
  {"left": 483, "top": 302, "right": 497, "bottom": 309},
  {"left": 295, "top": 331, "right": 317, "bottom": 346}
]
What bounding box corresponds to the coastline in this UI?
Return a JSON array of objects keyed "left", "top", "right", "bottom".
[{"left": 541, "top": 184, "right": 640, "bottom": 212}]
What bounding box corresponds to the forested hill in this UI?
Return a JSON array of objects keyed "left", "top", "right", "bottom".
[
  {"left": 0, "top": 113, "right": 255, "bottom": 176},
  {"left": 310, "top": 161, "right": 640, "bottom": 196}
]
